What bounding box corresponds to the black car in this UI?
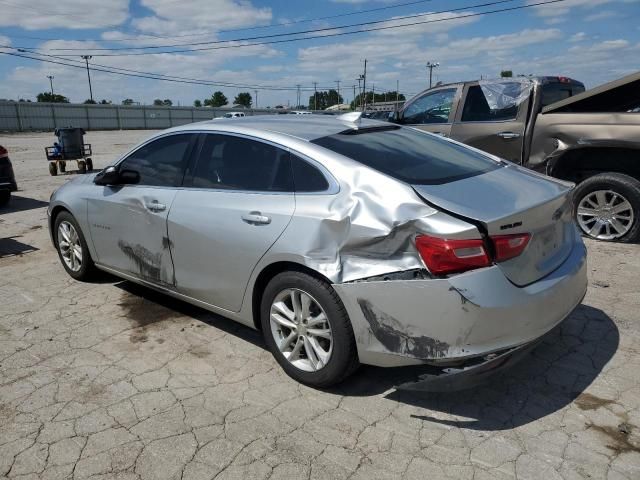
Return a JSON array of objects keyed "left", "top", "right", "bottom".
[{"left": 0, "top": 145, "right": 18, "bottom": 207}]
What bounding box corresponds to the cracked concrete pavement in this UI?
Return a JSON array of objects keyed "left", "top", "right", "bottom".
[{"left": 1, "top": 130, "right": 639, "bottom": 479}]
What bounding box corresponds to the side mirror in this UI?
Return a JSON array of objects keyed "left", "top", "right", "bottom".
[
  {"left": 94, "top": 167, "right": 140, "bottom": 186},
  {"left": 94, "top": 166, "right": 119, "bottom": 186}
]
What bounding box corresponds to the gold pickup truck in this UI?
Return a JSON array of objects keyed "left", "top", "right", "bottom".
[{"left": 395, "top": 72, "right": 640, "bottom": 243}]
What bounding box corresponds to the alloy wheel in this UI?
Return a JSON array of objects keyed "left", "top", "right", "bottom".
[
  {"left": 58, "top": 221, "right": 83, "bottom": 272},
  {"left": 269, "top": 288, "right": 333, "bottom": 372},
  {"left": 577, "top": 189, "right": 634, "bottom": 240}
]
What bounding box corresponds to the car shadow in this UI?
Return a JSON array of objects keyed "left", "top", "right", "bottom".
[
  {"left": 108, "top": 281, "right": 618, "bottom": 430},
  {"left": 0, "top": 195, "right": 49, "bottom": 214},
  {"left": 333, "top": 304, "right": 619, "bottom": 431},
  {"left": 113, "top": 281, "right": 266, "bottom": 349},
  {"left": 0, "top": 236, "right": 39, "bottom": 257}
]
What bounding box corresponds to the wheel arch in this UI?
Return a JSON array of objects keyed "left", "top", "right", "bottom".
[
  {"left": 549, "top": 145, "right": 640, "bottom": 184},
  {"left": 250, "top": 261, "right": 333, "bottom": 330},
  {"left": 49, "top": 204, "right": 72, "bottom": 245}
]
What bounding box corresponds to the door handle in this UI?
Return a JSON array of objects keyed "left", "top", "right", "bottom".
[
  {"left": 145, "top": 200, "right": 166, "bottom": 212},
  {"left": 241, "top": 211, "right": 271, "bottom": 225},
  {"left": 497, "top": 131, "right": 521, "bottom": 140}
]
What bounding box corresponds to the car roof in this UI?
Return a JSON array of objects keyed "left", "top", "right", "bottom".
[{"left": 167, "top": 114, "right": 388, "bottom": 142}]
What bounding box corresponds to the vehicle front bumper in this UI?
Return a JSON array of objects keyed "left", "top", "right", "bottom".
[{"left": 333, "top": 233, "right": 587, "bottom": 370}]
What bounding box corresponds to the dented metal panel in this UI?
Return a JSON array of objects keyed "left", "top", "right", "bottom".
[{"left": 333, "top": 233, "right": 587, "bottom": 367}]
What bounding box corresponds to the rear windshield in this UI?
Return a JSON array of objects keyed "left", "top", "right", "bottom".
[{"left": 311, "top": 126, "right": 501, "bottom": 185}]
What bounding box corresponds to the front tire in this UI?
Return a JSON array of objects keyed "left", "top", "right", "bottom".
[
  {"left": 573, "top": 173, "right": 640, "bottom": 243},
  {"left": 260, "top": 271, "right": 359, "bottom": 387},
  {"left": 54, "top": 211, "right": 98, "bottom": 280}
]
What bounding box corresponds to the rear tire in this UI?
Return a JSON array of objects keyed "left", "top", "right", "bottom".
[
  {"left": 85, "top": 158, "right": 93, "bottom": 172},
  {"left": 49, "top": 162, "right": 58, "bottom": 176},
  {"left": 260, "top": 271, "right": 359, "bottom": 387},
  {"left": 78, "top": 160, "right": 87, "bottom": 174},
  {"left": 59, "top": 161, "right": 66, "bottom": 173},
  {"left": 573, "top": 172, "right": 640, "bottom": 243},
  {"left": 53, "top": 211, "right": 98, "bottom": 281}
]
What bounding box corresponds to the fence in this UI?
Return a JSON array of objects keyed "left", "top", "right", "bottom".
[{"left": 0, "top": 102, "right": 285, "bottom": 132}]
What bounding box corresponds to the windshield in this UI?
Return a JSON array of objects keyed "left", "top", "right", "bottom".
[{"left": 312, "top": 126, "right": 502, "bottom": 185}]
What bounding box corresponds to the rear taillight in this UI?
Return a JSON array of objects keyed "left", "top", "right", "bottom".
[
  {"left": 492, "top": 233, "right": 530, "bottom": 262},
  {"left": 416, "top": 233, "right": 531, "bottom": 275},
  {"left": 415, "top": 235, "right": 490, "bottom": 275}
]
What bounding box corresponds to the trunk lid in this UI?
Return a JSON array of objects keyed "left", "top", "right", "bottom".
[{"left": 413, "top": 164, "right": 576, "bottom": 286}]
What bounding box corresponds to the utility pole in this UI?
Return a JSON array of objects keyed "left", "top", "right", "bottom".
[
  {"left": 372, "top": 84, "right": 375, "bottom": 109},
  {"left": 362, "top": 59, "right": 367, "bottom": 112},
  {"left": 396, "top": 79, "right": 399, "bottom": 111},
  {"left": 356, "top": 77, "right": 363, "bottom": 111},
  {"left": 47, "top": 75, "right": 54, "bottom": 96},
  {"left": 254, "top": 90, "right": 258, "bottom": 108},
  {"left": 81, "top": 55, "right": 94, "bottom": 102},
  {"left": 296, "top": 84, "right": 301, "bottom": 108},
  {"left": 312, "top": 81, "right": 318, "bottom": 111},
  {"left": 352, "top": 84, "right": 356, "bottom": 110},
  {"left": 335, "top": 80, "right": 341, "bottom": 105},
  {"left": 426, "top": 61, "right": 440, "bottom": 89}
]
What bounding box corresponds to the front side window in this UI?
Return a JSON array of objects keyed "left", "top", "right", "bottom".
[
  {"left": 312, "top": 126, "right": 500, "bottom": 185},
  {"left": 191, "top": 134, "right": 293, "bottom": 192},
  {"left": 120, "top": 134, "right": 192, "bottom": 187},
  {"left": 402, "top": 88, "right": 457, "bottom": 124},
  {"left": 461, "top": 82, "right": 529, "bottom": 122}
]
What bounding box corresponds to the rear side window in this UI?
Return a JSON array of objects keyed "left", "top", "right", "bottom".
[
  {"left": 541, "top": 83, "right": 586, "bottom": 107},
  {"left": 120, "top": 133, "right": 193, "bottom": 187},
  {"left": 311, "top": 127, "right": 501, "bottom": 185},
  {"left": 461, "top": 83, "right": 528, "bottom": 122},
  {"left": 191, "top": 134, "right": 293, "bottom": 192},
  {"left": 291, "top": 155, "right": 329, "bottom": 192}
]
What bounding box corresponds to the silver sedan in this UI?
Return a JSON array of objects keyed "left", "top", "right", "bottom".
[{"left": 48, "top": 114, "right": 587, "bottom": 389}]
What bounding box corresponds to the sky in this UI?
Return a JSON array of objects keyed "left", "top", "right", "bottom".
[{"left": 0, "top": 0, "right": 639, "bottom": 107}]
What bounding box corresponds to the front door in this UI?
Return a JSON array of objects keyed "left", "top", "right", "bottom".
[
  {"left": 400, "top": 86, "right": 461, "bottom": 137},
  {"left": 87, "top": 133, "right": 196, "bottom": 286},
  {"left": 450, "top": 81, "right": 530, "bottom": 163},
  {"left": 168, "top": 133, "right": 296, "bottom": 312}
]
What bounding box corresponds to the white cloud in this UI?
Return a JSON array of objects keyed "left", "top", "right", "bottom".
[
  {"left": 0, "top": 35, "right": 12, "bottom": 47},
  {"left": 584, "top": 10, "right": 619, "bottom": 21},
  {"left": 0, "top": 0, "right": 128, "bottom": 30},
  {"left": 526, "top": 0, "right": 614, "bottom": 22},
  {"left": 569, "top": 32, "right": 587, "bottom": 42},
  {"left": 132, "top": 0, "right": 272, "bottom": 35},
  {"left": 372, "top": 11, "right": 481, "bottom": 37}
]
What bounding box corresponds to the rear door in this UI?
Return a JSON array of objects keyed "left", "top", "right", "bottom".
[
  {"left": 400, "top": 86, "right": 461, "bottom": 137},
  {"left": 87, "top": 132, "right": 197, "bottom": 285},
  {"left": 450, "top": 81, "right": 531, "bottom": 163},
  {"left": 168, "top": 133, "right": 295, "bottom": 312}
]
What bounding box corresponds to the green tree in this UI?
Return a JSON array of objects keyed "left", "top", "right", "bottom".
[
  {"left": 204, "top": 91, "right": 228, "bottom": 107},
  {"left": 99, "top": 99, "right": 111, "bottom": 104},
  {"left": 162, "top": 99, "right": 173, "bottom": 106},
  {"left": 153, "top": 99, "right": 163, "bottom": 106},
  {"left": 122, "top": 98, "right": 135, "bottom": 105},
  {"left": 36, "top": 92, "right": 69, "bottom": 103},
  {"left": 193, "top": 99, "right": 202, "bottom": 107},
  {"left": 500, "top": 70, "right": 513, "bottom": 78},
  {"left": 233, "top": 92, "right": 252, "bottom": 108},
  {"left": 350, "top": 91, "right": 405, "bottom": 110},
  {"left": 308, "top": 89, "right": 343, "bottom": 110},
  {"left": 83, "top": 99, "right": 97, "bottom": 104}
]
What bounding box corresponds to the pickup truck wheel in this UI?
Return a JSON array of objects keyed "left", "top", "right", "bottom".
[{"left": 574, "top": 173, "right": 640, "bottom": 243}]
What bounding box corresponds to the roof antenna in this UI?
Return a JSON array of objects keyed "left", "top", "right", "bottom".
[{"left": 337, "top": 111, "right": 363, "bottom": 126}]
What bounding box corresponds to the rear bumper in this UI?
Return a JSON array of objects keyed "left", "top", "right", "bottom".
[{"left": 333, "top": 232, "right": 587, "bottom": 368}]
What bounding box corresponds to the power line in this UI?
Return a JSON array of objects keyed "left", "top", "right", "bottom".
[
  {"left": 27, "top": 0, "right": 568, "bottom": 57},
  {"left": 18, "top": 0, "right": 519, "bottom": 53},
  {"left": 0, "top": 0, "right": 439, "bottom": 44},
  {"left": 0, "top": 49, "right": 351, "bottom": 92}
]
